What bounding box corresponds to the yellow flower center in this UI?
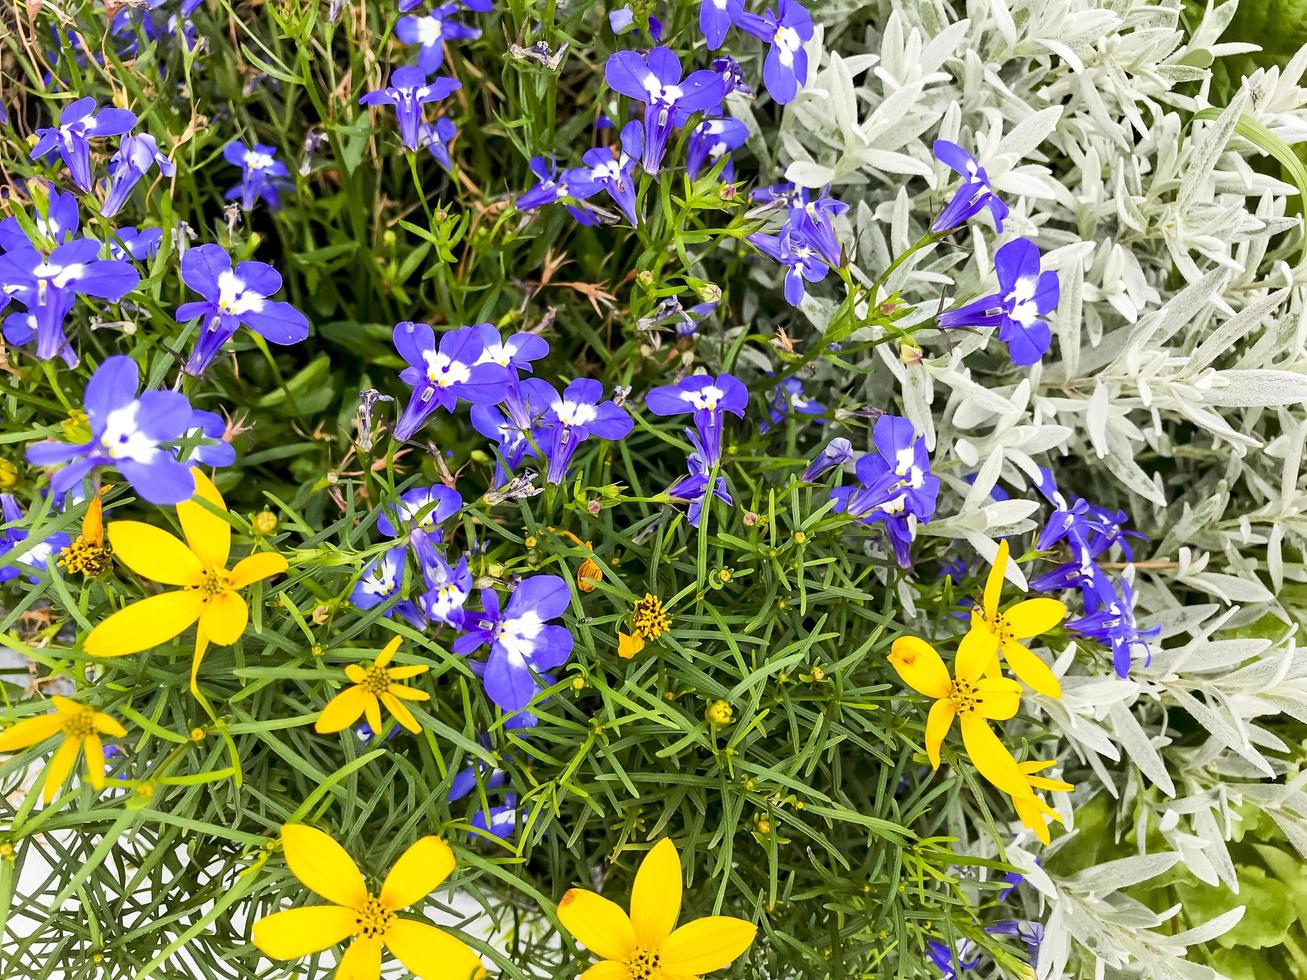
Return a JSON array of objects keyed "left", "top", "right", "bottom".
[
  {"left": 196, "top": 571, "right": 230, "bottom": 599},
  {"left": 361, "top": 664, "right": 392, "bottom": 695},
  {"left": 627, "top": 946, "right": 662, "bottom": 980},
  {"left": 631, "top": 594, "right": 670, "bottom": 641},
  {"left": 989, "top": 613, "right": 1015, "bottom": 643},
  {"left": 949, "top": 677, "right": 981, "bottom": 715},
  {"left": 59, "top": 536, "right": 113, "bottom": 577},
  {"left": 61, "top": 706, "right": 97, "bottom": 738},
  {"left": 353, "top": 895, "right": 395, "bottom": 940}
]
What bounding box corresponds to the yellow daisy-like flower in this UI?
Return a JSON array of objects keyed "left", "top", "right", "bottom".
[
  {"left": 618, "top": 593, "right": 671, "bottom": 659},
  {"left": 1008, "top": 760, "right": 1074, "bottom": 845},
  {"left": 83, "top": 468, "right": 288, "bottom": 697},
  {"left": 557, "top": 838, "right": 757, "bottom": 979},
  {"left": 252, "top": 824, "right": 485, "bottom": 980},
  {"left": 0, "top": 696, "right": 126, "bottom": 803},
  {"left": 888, "top": 633, "right": 1028, "bottom": 797},
  {"left": 969, "top": 539, "right": 1066, "bottom": 698},
  {"left": 314, "top": 636, "right": 430, "bottom": 736},
  {"left": 58, "top": 485, "right": 113, "bottom": 577}
]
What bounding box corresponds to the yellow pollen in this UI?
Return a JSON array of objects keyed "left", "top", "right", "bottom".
[
  {"left": 354, "top": 895, "right": 395, "bottom": 940},
  {"left": 949, "top": 677, "right": 982, "bottom": 714},
  {"left": 59, "top": 536, "right": 113, "bottom": 577},
  {"left": 631, "top": 594, "right": 671, "bottom": 641},
  {"left": 627, "top": 947, "right": 662, "bottom": 980},
  {"left": 61, "top": 706, "right": 97, "bottom": 738},
  {"left": 195, "top": 571, "right": 229, "bottom": 598},
  {"left": 361, "top": 664, "right": 392, "bottom": 695}
]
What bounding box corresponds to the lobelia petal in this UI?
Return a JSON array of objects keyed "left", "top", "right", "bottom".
[
  {"left": 41, "top": 735, "right": 82, "bottom": 803},
  {"left": 315, "top": 686, "right": 370, "bottom": 734},
  {"left": 280, "top": 824, "right": 369, "bottom": 909},
  {"left": 958, "top": 712, "right": 1027, "bottom": 797},
  {"left": 384, "top": 918, "right": 485, "bottom": 980},
  {"left": 1000, "top": 639, "right": 1062, "bottom": 699},
  {"left": 105, "top": 522, "right": 205, "bottom": 586},
  {"left": 200, "top": 590, "right": 248, "bottom": 646},
  {"left": 227, "top": 551, "right": 289, "bottom": 590},
  {"left": 983, "top": 539, "right": 1009, "bottom": 621},
  {"left": 379, "top": 836, "right": 455, "bottom": 910},
  {"left": 660, "top": 915, "right": 758, "bottom": 974},
  {"left": 974, "top": 677, "right": 1023, "bottom": 721},
  {"left": 887, "top": 636, "right": 951, "bottom": 699},
  {"left": 924, "top": 698, "right": 957, "bottom": 770},
  {"left": 0, "top": 712, "right": 65, "bottom": 751},
  {"left": 178, "top": 468, "right": 231, "bottom": 571},
  {"left": 1003, "top": 597, "right": 1066, "bottom": 639},
  {"left": 252, "top": 905, "right": 359, "bottom": 959},
  {"left": 556, "top": 888, "right": 637, "bottom": 962},
  {"left": 334, "top": 935, "right": 382, "bottom": 980},
  {"left": 629, "top": 839, "right": 682, "bottom": 950},
  {"left": 85, "top": 590, "right": 205, "bottom": 657}
]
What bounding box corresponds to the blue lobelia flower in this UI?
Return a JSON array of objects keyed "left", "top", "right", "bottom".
[
  {"left": 761, "top": 376, "right": 823, "bottom": 432},
  {"left": 25, "top": 355, "right": 195, "bottom": 505},
  {"left": 106, "top": 226, "right": 163, "bottom": 262},
  {"left": 392, "top": 321, "right": 513, "bottom": 441},
  {"left": 0, "top": 238, "right": 140, "bottom": 365},
  {"left": 175, "top": 243, "right": 310, "bottom": 377},
  {"left": 222, "top": 141, "right": 289, "bottom": 212},
  {"left": 0, "top": 494, "right": 71, "bottom": 585},
  {"left": 350, "top": 545, "right": 422, "bottom": 624},
  {"left": 31, "top": 97, "right": 137, "bottom": 193},
  {"left": 735, "top": 0, "right": 813, "bottom": 104},
  {"left": 359, "top": 66, "right": 462, "bottom": 151},
  {"left": 377, "top": 484, "right": 463, "bottom": 540},
  {"left": 419, "top": 117, "right": 458, "bottom": 171},
  {"left": 830, "top": 416, "right": 939, "bottom": 567},
  {"left": 472, "top": 322, "right": 549, "bottom": 374},
  {"left": 537, "top": 379, "right": 633, "bottom": 484},
  {"left": 181, "top": 409, "right": 237, "bottom": 468},
  {"left": 686, "top": 116, "right": 749, "bottom": 181},
  {"left": 397, "top": 4, "right": 481, "bottom": 72},
  {"left": 988, "top": 920, "right": 1044, "bottom": 965},
  {"left": 937, "top": 237, "right": 1059, "bottom": 366},
  {"left": 712, "top": 55, "right": 752, "bottom": 96},
  {"left": 748, "top": 224, "right": 827, "bottom": 306},
  {"left": 645, "top": 372, "right": 748, "bottom": 466},
  {"left": 101, "top": 134, "right": 173, "bottom": 218},
  {"left": 699, "top": 0, "right": 741, "bottom": 49},
  {"left": 802, "top": 436, "right": 853, "bottom": 482},
  {"left": 579, "top": 121, "right": 643, "bottom": 225},
  {"left": 667, "top": 432, "right": 733, "bottom": 527},
  {"left": 471, "top": 376, "right": 556, "bottom": 484},
  {"left": 787, "top": 187, "right": 847, "bottom": 267},
  {"left": 604, "top": 46, "right": 726, "bottom": 175},
  {"left": 453, "top": 574, "right": 574, "bottom": 712},
  {"left": 516, "top": 155, "right": 602, "bottom": 225},
  {"left": 470, "top": 793, "right": 518, "bottom": 839},
  {"left": 926, "top": 938, "right": 980, "bottom": 979},
  {"left": 410, "top": 530, "right": 472, "bottom": 627},
  {"left": 931, "top": 139, "right": 1009, "bottom": 233},
  {"left": 0, "top": 182, "right": 80, "bottom": 255}
]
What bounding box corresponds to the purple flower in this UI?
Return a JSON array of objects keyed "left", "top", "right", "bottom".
[
  {"left": 101, "top": 134, "right": 173, "bottom": 218},
  {"left": 931, "top": 140, "right": 1009, "bottom": 233},
  {"left": 538, "top": 379, "right": 633, "bottom": 484},
  {"left": 645, "top": 372, "right": 748, "bottom": 466},
  {"left": 472, "top": 322, "right": 549, "bottom": 373},
  {"left": 926, "top": 939, "right": 980, "bottom": 979},
  {"left": 0, "top": 238, "right": 140, "bottom": 365},
  {"left": 667, "top": 434, "right": 733, "bottom": 527},
  {"left": 1067, "top": 574, "right": 1158, "bottom": 677},
  {"left": 470, "top": 793, "right": 518, "bottom": 839},
  {"left": 106, "top": 226, "right": 163, "bottom": 262},
  {"left": 516, "top": 156, "right": 601, "bottom": 225},
  {"left": 735, "top": 0, "right": 813, "bottom": 104},
  {"left": 181, "top": 409, "right": 237, "bottom": 468},
  {"left": 604, "top": 47, "right": 726, "bottom": 175},
  {"left": 419, "top": 117, "right": 458, "bottom": 171},
  {"left": 711, "top": 56, "right": 752, "bottom": 96},
  {"left": 802, "top": 436, "right": 853, "bottom": 482},
  {"left": 787, "top": 187, "right": 847, "bottom": 267},
  {"left": 700, "top": 0, "right": 739, "bottom": 49},
  {"left": 938, "top": 238, "right": 1058, "bottom": 366},
  {"left": 748, "top": 225, "right": 827, "bottom": 306},
  {"left": 453, "top": 574, "right": 574, "bottom": 712},
  {"left": 762, "top": 376, "right": 823, "bottom": 431},
  {"left": 579, "top": 121, "right": 643, "bottom": 225},
  {"left": 359, "top": 66, "right": 462, "bottom": 151},
  {"left": 222, "top": 141, "right": 289, "bottom": 212},
  {"left": 686, "top": 116, "right": 748, "bottom": 181},
  {"left": 988, "top": 920, "right": 1044, "bottom": 965},
  {"left": 350, "top": 545, "right": 421, "bottom": 624},
  {"left": 830, "top": 416, "right": 939, "bottom": 567},
  {"left": 25, "top": 355, "right": 195, "bottom": 505},
  {"left": 378, "top": 484, "right": 462, "bottom": 538},
  {"left": 411, "top": 531, "right": 472, "bottom": 627},
  {"left": 471, "top": 376, "right": 556, "bottom": 484},
  {"left": 397, "top": 4, "right": 481, "bottom": 72},
  {"left": 392, "top": 322, "right": 513, "bottom": 441},
  {"left": 0, "top": 495, "right": 71, "bottom": 584},
  {"left": 31, "top": 97, "right": 137, "bottom": 192},
  {"left": 175, "top": 244, "right": 310, "bottom": 377},
  {"left": 0, "top": 182, "right": 80, "bottom": 254}
]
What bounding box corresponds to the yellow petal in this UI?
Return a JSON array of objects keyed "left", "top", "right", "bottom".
[
  {"left": 1003, "top": 597, "right": 1066, "bottom": 639},
  {"left": 384, "top": 918, "right": 485, "bottom": 979},
  {"left": 177, "top": 468, "right": 231, "bottom": 572},
  {"left": 41, "top": 734, "right": 81, "bottom": 803},
  {"left": 252, "top": 905, "right": 358, "bottom": 960},
  {"left": 85, "top": 590, "right": 204, "bottom": 657},
  {"left": 83, "top": 733, "right": 105, "bottom": 790},
  {"left": 887, "top": 636, "right": 951, "bottom": 699},
  {"left": 1026, "top": 773, "right": 1075, "bottom": 793},
  {"left": 364, "top": 693, "right": 383, "bottom": 737},
  {"left": 50, "top": 695, "right": 80, "bottom": 714},
  {"left": 660, "top": 915, "right": 758, "bottom": 974},
  {"left": 315, "top": 686, "right": 369, "bottom": 734},
  {"left": 1000, "top": 639, "right": 1062, "bottom": 699},
  {"left": 106, "top": 522, "right": 204, "bottom": 586},
  {"left": 380, "top": 836, "right": 455, "bottom": 911},
  {"left": 954, "top": 626, "right": 997, "bottom": 683},
  {"left": 974, "top": 677, "right": 1022, "bottom": 721},
  {"left": 1010, "top": 792, "right": 1062, "bottom": 845},
  {"left": 983, "top": 539, "right": 1009, "bottom": 620},
  {"left": 344, "top": 664, "right": 368, "bottom": 685},
  {"left": 199, "top": 589, "right": 248, "bottom": 646},
  {"left": 958, "top": 713, "right": 1027, "bottom": 797},
  {"left": 580, "top": 964, "right": 630, "bottom": 980},
  {"left": 386, "top": 683, "right": 430, "bottom": 701},
  {"left": 630, "top": 839, "right": 682, "bottom": 949},
  {"left": 92, "top": 711, "right": 126, "bottom": 738},
  {"left": 386, "top": 664, "right": 429, "bottom": 681},
  {"left": 228, "top": 551, "right": 289, "bottom": 591},
  {"left": 381, "top": 692, "right": 421, "bottom": 734},
  {"left": 375, "top": 635, "right": 402, "bottom": 668},
  {"left": 0, "top": 712, "right": 64, "bottom": 751},
  {"left": 924, "top": 698, "right": 956, "bottom": 770},
  {"left": 190, "top": 632, "right": 210, "bottom": 700},
  {"left": 334, "top": 936, "right": 382, "bottom": 980},
  {"left": 617, "top": 631, "right": 644, "bottom": 660},
  {"left": 557, "top": 888, "right": 636, "bottom": 962},
  {"left": 280, "top": 824, "right": 368, "bottom": 909}
]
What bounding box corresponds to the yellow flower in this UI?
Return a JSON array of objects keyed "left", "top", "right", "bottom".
[
  {"left": 618, "top": 593, "right": 671, "bottom": 659},
  {"left": 315, "top": 636, "right": 430, "bottom": 736},
  {"left": 83, "top": 469, "right": 288, "bottom": 697},
  {"left": 969, "top": 540, "right": 1066, "bottom": 698},
  {"left": 887, "top": 633, "right": 1028, "bottom": 796},
  {"left": 252, "top": 824, "right": 484, "bottom": 980},
  {"left": 59, "top": 484, "right": 113, "bottom": 577},
  {"left": 0, "top": 696, "right": 126, "bottom": 803},
  {"left": 557, "top": 838, "right": 756, "bottom": 979},
  {"left": 1008, "top": 760, "right": 1074, "bottom": 845}
]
